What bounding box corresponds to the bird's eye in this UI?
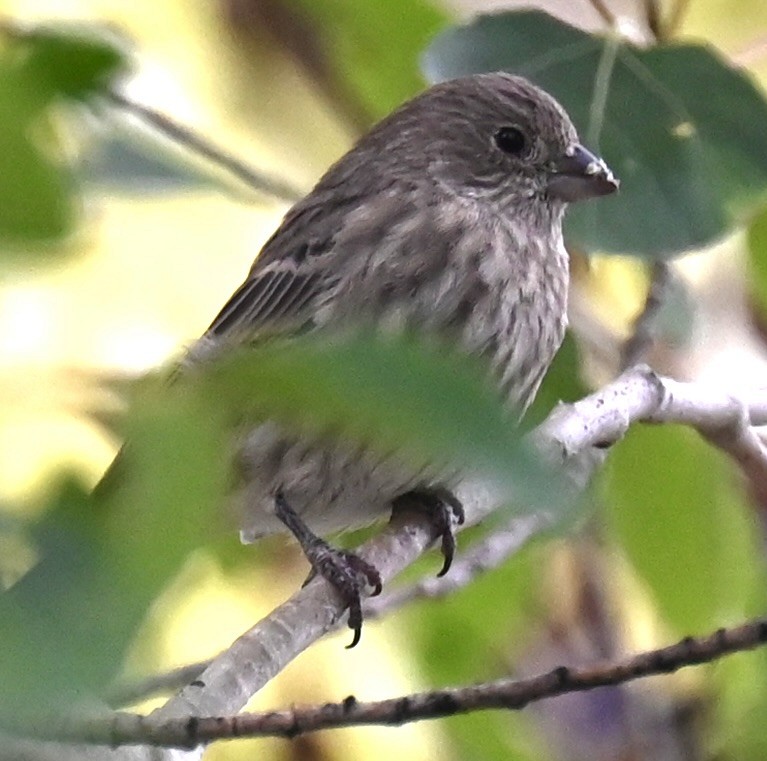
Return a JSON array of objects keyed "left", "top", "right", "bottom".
[{"left": 494, "top": 126, "right": 529, "bottom": 156}]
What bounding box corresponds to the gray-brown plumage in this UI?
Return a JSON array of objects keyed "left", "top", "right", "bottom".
[{"left": 190, "top": 72, "right": 617, "bottom": 644}]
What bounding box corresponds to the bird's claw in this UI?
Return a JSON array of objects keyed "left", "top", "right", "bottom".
[
  {"left": 392, "top": 487, "right": 464, "bottom": 577},
  {"left": 305, "top": 544, "right": 382, "bottom": 648}
]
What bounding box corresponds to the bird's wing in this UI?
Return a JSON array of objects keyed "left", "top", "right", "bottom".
[
  {"left": 205, "top": 259, "right": 325, "bottom": 340},
  {"left": 202, "top": 185, "right": 469, "bottom": 347},
  {"left": 203, "top": 193, "right": 361, "bottom": 343}
]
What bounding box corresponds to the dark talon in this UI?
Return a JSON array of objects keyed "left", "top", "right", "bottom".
[
  {"left": 275, "top": 490, "right": 382, "bottom": 648},
  {"left": 392, "top": 486, "right": 464, "bottom": 577}
]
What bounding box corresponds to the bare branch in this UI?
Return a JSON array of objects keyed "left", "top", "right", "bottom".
[
  {"left": 642, "top": 0, "right": 663, "bottom": 40},
  {"left": 107, "top": 662, "right": 210, "bottom": 709},
  {"left": 666, "top": 0, "right": 692, "bottom": 37},
  {"left": 365, "top": 512, "right": 551, "bottom": 619},
  {"left": 105, "top": 91, "right": 303, "bottom": 203},
  {"left": 620, "top": 261, "right": 673, "bottom": 370},
  {"left": 586, "top": 0, "right": 617, "bottom": 27},
  {"left": 22, "top": 617, "right": 767, "bottom": 747}
]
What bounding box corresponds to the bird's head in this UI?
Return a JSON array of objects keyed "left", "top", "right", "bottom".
[{"left": 356, "top": 72, "right": 618, "bottom": 218}]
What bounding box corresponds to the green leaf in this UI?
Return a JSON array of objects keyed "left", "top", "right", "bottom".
[
  {"left": 0, "top": 395, "right": 229, "bottom": 719},
  {"left": 0, "top": 333, "right": 571, "bottom": 719},
  {"left": 182, "top": 334, "right": 570, "bottom": 513},
  {"left": 0, "top": 62, "right": 74, "bottom": 244},
  {"left": 407, "top": 541, "right": 549, "bottom": 761},
  {"left": 716, "top": 646, "right": 767, "bottom": 761},
  {"left": 0, "top": 25, "right": 128, "bottom": 248},
  {"left": 423, "top": 10, "right": 767, "bottom": 258},
  {"left": 0, "top": 481, "right": 125, "bottom": 718},
  {"left": 11, "top": 25, "right": 128, "bottom": 103},
  {"left": 747, "top": 206, "right": 767, "bottom": 316},
  {"left": 288, "top": 0, "right": 447, "bottom": 121},
  {"left": 603, "top": 425, "right": 764, "bottom": 633},
  {"left": 82, "top": 130, "right": 216, "bottom": 193}
]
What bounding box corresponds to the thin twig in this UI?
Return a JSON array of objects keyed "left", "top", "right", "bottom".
[
  {"left": 107, "top": 661, "right": 211, "bottom": 709},
  {"left": 125, "top": 370, "right": 767, "bottom": 722},
  {"left": 106, "top": 512, "right": 551, "bottom": 709},
  {"left": 665, "top": 0, "right": 691, "bottom": 37},
  {"left": 106, "top": 91, "right": 303, "bottom": 203},
  {"left": 733, "top": 34, "right": 767, "bottom": 66},
  {"left": 22, "top": 617, "right": 767, "bottom": 747},
  {"left": 365, "top": 513, "right": 551, "bottom": 619},
  {"left": 620, "top": 261, "right": 673, "bottom": 370},
  {"left": 586, "top": 0, "right": 617, "bottom": 27},
  {"left": 642, "top": 0, "right": 664, "bottom": 40}
]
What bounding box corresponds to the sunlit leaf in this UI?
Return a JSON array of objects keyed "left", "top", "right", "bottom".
[
  {"left": 603, "top": 425, "right": 764, "bottom": 632},
  {"left": 747, "top": 205, "right": 767, "bottom": 316},
  {"left": 423, "top": 10, "right": 767, "bottom": 257},
  {"left": 0, "top": 63, "right": 74, "bottom": 243}
]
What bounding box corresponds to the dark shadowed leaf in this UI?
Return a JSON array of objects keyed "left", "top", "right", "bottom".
[
  {"left": 82, "top": 129, "right": 216, "bottom": 193},
  {"left": 423, "top": 11, "right": 767, "bottom": 258}
]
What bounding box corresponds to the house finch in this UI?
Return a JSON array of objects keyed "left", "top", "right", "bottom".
[{"left": 190, "top": 72, "right": 617, "bottom": 645}]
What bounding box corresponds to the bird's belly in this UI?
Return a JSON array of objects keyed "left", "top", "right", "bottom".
[{"left": 233, "top": 422, "right": 431, "bottom": 542}]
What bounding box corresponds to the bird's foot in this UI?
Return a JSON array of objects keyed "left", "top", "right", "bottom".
[
  {"left": 392, "top": 487, "right": 465, "bottom": 576},
  {"left": 275, "top": 491, "right": 382, "bottom": 648},
  {"left": 302, "top": 543, "right": 382, "bottom": 648}
]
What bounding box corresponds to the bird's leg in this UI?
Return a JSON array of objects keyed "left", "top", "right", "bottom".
[
  {"left": 391, "top": 487, "right": 465, "bottom": 576},
  {"left": 274, "top": 490, "right": 382, "bottom": 648}
]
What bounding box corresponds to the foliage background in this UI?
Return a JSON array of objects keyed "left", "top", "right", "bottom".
[{"left": 2, "top": 1, "right": 767, "bottom": 760}]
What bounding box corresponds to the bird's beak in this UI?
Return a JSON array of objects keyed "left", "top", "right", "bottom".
[{"left": 547, "top": 144, "right": 619, "bottom": 202}]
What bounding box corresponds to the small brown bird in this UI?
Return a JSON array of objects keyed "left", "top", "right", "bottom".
[{"left": 190, "top": 72, "right": 617, "bottom": 645}]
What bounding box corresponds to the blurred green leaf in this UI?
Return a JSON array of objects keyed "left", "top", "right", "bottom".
[
  {"left": 423, "top": 10, "right": 767, "bottom": 258},
  {"left": 0, "top": 24, "right": 128, "bottom": 247},
  {"left": 603, "top": 425, "right": 764, "bottom": 633},
  {"left": 747, "top": 205, "right": 767, "bottom": 316},
  {"left": 407, "top": 540, "right": 549, "bottom": 761},
  {"left": 0, "top": 62, "right": 74, "bottom": 243},
  {"left": 10, "top": 24, "right": 128, "bottom": 104},
  {"left": 182, "top": 333, "right": 570, "bottom": 514},
  {"left": 1, "top": 332, "right": 573, "bottom": 719},
  {"left": 288, "top": 0, "right": 446, "bottom": 121},
  {"left": 0, "top": 393, "right": 229, "bottom": 719},
  {"left": 717, "top": 646, "right": 767, "bottom": 761},
  {"left": 0, "top": 480, "right": 123, "bottom": 718}
]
